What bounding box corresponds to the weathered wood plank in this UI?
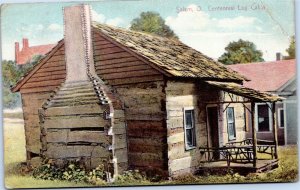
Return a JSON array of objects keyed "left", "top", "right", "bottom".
[
  {"left": 22, "top": 98, "right": 47, "bottom": 107},
  {"left": 113, "top": 123, "right": 126, "bottom": 135},
  {"left": 95, "top": 57, "right": 138, "bottom": 66},
  {"left": 94, "top": 47, "right": 125, "bottom": 55},
  {"left": 102, "top": 69, "right": 159, "bottom": 80},
  {"left": 22, "top": 79, "right": 64, "bottom": 89},
  {"left": 96, "top": 61, "right": 143, "bottom": 70},
  {"left": 45, "top": 144, "right": 110, "bottom": 158},
  {"left": 46, "top": 129, "right": 68, "bottom": 143},
  {"left": 45, "top": 104, "right": 104, "bottom": 116},
  {"left": 128, "top": 153, "right": 165, "bottom": 168},
  {"left": 128, "top": 137, "right": 165, "bottom": 147},
  {"left": 68, "top": 131, "right": 110, "bottom": 143},
  {"left": 44, "top": 117, "right": 109, "bottom": 129},
  {"left": 22, "top": 92, "right": 53, "bottom": 100},
  {"left": 20, "top": 86, "right": 57, "bottom": 93},
  {"left": 126, "top": 114, "right": 165, "bottom": 121},
  {"left": 40, "top": 60, "right": 65, "bottom": 69},
  {"left": 93, "top": 40, "right": 112, "bottom": 46},
  {"left": 91, "top": 146, "right": 111, "bottom": 157},
  {"left": 33, "top": 70, "right": 66, "bottom": 78},
  {"left": 23, "top": 113, "right": 40, "bottom": 123},
  {"left": 114, "top": 148, "right": 128, "bottom": 163},
  {"left": 94, "top": 52, "right": 132, "bottom": 61},
  {"left": 129, "top": 144, "right": 165, "bottom": 154},
  {"left": 36, "top": 65, "right": 66, "bottom": 73},
  {"left": 46, "top": 54, "right": 65, "bottom": 62},
  {"left": 114, "top": 134, "right": 127, "bottom": 149},
  {"left": 169, "top": 157, "right": 192, "bottom": 173},
  {"left": 98, "top": 65, "right": 152, "bottom": 75},
  {"left": 107, "top": 75, "right": 164, "bottom": 86},
  {"left": 28, "top": 74, "right": 65, "bottom": 83},
  {"left": 93, "top": 43, "right": 116, "bottom": 50},
  {"left": 127, "top": 120, "right": 165, "bottom": 138},
  {"left": 167, "top": 132, "right": 184, "bottom": 144}
]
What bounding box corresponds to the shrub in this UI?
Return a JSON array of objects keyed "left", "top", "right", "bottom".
[
  {"left": 114, "top": 170, "right": 150, "bottom": 185},
  {"left": 33, "top": 161, "right": 108, "bottom": 185}
]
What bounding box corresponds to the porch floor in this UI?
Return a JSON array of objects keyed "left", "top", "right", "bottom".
[{"left": 197, "top": 159, "right": 278, "bottom": 175}]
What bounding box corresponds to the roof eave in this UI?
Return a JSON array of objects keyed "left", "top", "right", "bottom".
[{"left": 11, "top": 40, "right": 64, "bottom": 93}]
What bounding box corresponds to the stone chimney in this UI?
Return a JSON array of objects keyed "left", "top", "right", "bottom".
[
  {"left": 15, "top": 42, "right": 19, "bottom": 63},
  {"left": 276, "top": 52, "right": 282, "bottom": 61},
  {"left": 63, "top": 4, "right": 97, "bottom": 82},
  {"left": 22, "top": 38, "right": 29, "bottom": 50}
]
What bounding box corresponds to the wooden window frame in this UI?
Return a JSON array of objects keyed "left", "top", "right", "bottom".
[
  {"left": 183, "top": 107, "right": 196, "bottom": 150},
  {"left": 226, "top": 107, "right": 236, "bottom": 141}
]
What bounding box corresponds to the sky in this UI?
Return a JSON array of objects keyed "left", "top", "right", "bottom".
[{"left": 0, "top": 0, "right": 296, "bottom": 61}]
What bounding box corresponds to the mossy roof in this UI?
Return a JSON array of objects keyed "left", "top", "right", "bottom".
[{"left": 93, "top": 23, "right": 246, "bottom": 82}]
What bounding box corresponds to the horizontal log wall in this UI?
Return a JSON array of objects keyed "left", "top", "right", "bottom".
[
  {"left": 92, "top": 30, "right": 163, "bottom": 86},
  {"left": 115, "top": 81, "right": 168, "bottom": 173},
  {"left": 166, "top": 81, "right": 209, "bottom": 176},
  {"left": 18, "top": 29, "right": 165, "bottom": 172},
  {"left": 21, "top": 92, "right": 54, "bottom": 155}
]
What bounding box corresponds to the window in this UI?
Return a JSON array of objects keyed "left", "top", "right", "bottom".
[
  {"left": 256, "top": 103, "right": 272, "bottom": 132},
  {"left": 227, "top": 107, "right": 236, "bottom": 141},
  {"left": 184, "top": 109, "right": 196, "bottom": 149},
  {"left": 278, "top": 108, "right": 285, "bottom": 128}
]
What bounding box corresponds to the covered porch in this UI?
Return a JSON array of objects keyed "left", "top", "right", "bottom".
[{"left": 198, "top": 81, "right": 284, "bottom": 174}]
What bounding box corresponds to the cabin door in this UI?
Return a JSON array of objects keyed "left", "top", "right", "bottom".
[{"left": 207, "top": 107, "right": 220, "bottom": 160}]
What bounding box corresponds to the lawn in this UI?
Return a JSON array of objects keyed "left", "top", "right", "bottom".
[
  {"left": 3, "top": 115, "right": 299, "bottom": 188},
  {"left": 3, "top": 118, "right": 92, "bottom": 188}
]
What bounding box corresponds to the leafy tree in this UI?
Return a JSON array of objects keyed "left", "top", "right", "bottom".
[
  {"left": 218, "top": 39, "right": 264, "bottom": 65},
  {"left": 130, "top": 11, "right": 178, "bottom": 39},
  {"left": 2, "top": 60, "right": 21, "bottom": 108},
  {"left": 286, "top": 35, "right": 295, "bottom": 59},
  {"left": 2, "top": 54, "right": 43, "bottom": 108},
  {"left": 16, "top": 54, "right": 44, "bottom": 76}
]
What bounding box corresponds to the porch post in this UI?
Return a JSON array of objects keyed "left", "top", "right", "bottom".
[
  {"left": 251, "top": 102, "right": 257, "bottom": 168},
  {"left": 272, "top": 102, "right": 279, "bottom": 159}
]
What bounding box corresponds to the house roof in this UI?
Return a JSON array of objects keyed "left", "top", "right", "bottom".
[
  {"left": 17, "top": 44, "right": 56, "bottom": 65},
  {"left": 228, "top": 59, "right": 296, "bottom": 92},
  {"left": 205, "top": 81, "right": 284, "bottom": 102},
  {"left": 93, "top": 23, "right": 246, "bottom": 82},
  {"left": 11, "top": 23, "right": 249, "bottom": 92}
]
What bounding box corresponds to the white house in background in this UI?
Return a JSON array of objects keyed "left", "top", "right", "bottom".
[{"left": 228, "top": 59, "right": 297, "bottom": 145}]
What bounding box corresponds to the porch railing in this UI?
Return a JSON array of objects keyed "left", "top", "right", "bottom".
[{"left": 199, "top": 139, "right": 276, "bottom": 166}]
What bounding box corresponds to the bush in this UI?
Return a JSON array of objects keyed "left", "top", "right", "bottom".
[{"left": 33, "top": 161, "right": 107, "bottom": 185}]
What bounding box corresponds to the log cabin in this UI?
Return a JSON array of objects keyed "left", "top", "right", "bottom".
[{"left": 11, "top": 5, "right": 283, "bottom": 178}]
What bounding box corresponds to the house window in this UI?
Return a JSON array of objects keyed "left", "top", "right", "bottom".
[
  {"left": 184, "top": 109, "right": 196, "bottom": 149},
  {"left": 256, "top": 103, "right": 272, "bottom": 132},
  {"left": 278, "top": 108, "right": 285, "bottom": 128},
  {"left": 227, "top": 107, "right": 236, "bottom": 141}
]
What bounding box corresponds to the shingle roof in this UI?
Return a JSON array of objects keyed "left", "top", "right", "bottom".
[
  {"left": 205, "top": 81, "right": 284, "bottom": 102},
  {"left": 93, "top": 23, "right": 246, "bottom": 82},
  {"left": 228, "top": 59, "right": 296, "bottom": 92}
]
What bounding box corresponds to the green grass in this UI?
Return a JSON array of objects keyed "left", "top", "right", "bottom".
[
  {"left": 4, "top": 120, "right": 91, "bottom": 188},
  {"left": 3, "top": 118, "right": 299, "bottom": 188}
]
